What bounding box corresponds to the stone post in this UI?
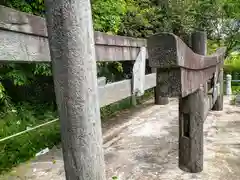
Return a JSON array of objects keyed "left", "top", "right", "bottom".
[
  {"left": 226, "top": 74, "right": 232, "bottom": 96},
  {"left": 44, "top": 0, "right": 106, "bottom": 179}
]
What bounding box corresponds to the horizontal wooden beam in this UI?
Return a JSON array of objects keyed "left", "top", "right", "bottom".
[
  {"left": 0, "top": 5, "right": 147, "bottom": 62},
  {"left": 99, "top": 73, "right": 156, "bottom": 107},
  {"left": 148, "top": 33, "right": 226, "bottom": 69},
  {"left": 147, "top": 33, "right": 226, "bottom": 97}
]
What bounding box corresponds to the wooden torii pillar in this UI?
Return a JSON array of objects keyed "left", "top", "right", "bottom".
[
  {"left": 147, "top": 33, "right": 226, "bottom": 173},
  {"left": 44, "top": 0, "right": 106, "bottom": 179}
]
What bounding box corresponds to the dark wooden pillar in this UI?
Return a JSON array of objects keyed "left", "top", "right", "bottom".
[
  {"left": 191, "top": 31, "right": 208, "bottom": 93},
  {"left": 191, "top": 31, "right": 207, "bottom": 55},
  {"left": 44, "top": 0, "right": 106, "bottom": 179},
  {"left": 212, "top": 68, "right": 224, "bottom": 110},
  {"left": 155, "top": 68, "right": 169, "bottom": 105},
  {"left": 151, "top": 68, "right": 158, "bottom": 103},
  {"left": 179, "top": 88, "right": 204, "bottom": 173},
  {"left": 178, "top": 31, "right": 206, "bottom": 173}
]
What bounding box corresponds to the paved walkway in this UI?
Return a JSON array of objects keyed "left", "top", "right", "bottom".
[{"left": 1, "top": 97, "right": 240, "bottom": 180}]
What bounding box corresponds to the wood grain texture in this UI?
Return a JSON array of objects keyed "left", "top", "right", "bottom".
[
  {"left": 0, "top": 30, "right": 50, "bottom": 62},
  {"left": 155, "top": 68, "right": 171, "bottom": 105},
  {"left": 191, "top": 31, "right": 207, "bottom": 56},
  {"left": 179, "top": 88, "right": 204, "bottom": 173},
  {"left": 148, "top": 33, "right": 226, "bottom": 69},
  {"left": 177, "top": 31, "right": 223, "bottom": 173},
  {"left": 132, "top": 47, "right": 147, "bottom": 96},
  {"left": 0, "top": 5, "right": 146, "bottom": 62},
  {"left": 151, "top": 68, "right": 158, "bottom": 103},
  {"left": 156, "top": 68, "right": 181, "bottom": 97},
  {"left": 144, "top": 73, "right": 157, "bottom": 90},
  {"left": 147, "top": 33, "right": 226, "bottom": 97},
  {"left": 98, "top": 73, "right": 156, "bottom": 107},
  {"left": 191, "top": 31, "right": 208, "bottom": 94},
  {"left": 212, "top": 68, "right": 224, "bottom": 111},
  {"left": 0, "top": 31, "right": 141, "bottom": 62},
  {"left": 44, "top": 0, "right": 106, "bottom": 179}
]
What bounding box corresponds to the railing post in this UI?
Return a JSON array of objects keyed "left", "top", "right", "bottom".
[
  {"left": 132, "top": 47, "right": 146, "bottom": 106},
  {"left": 178, "top": 31, "right": 206, "bottom": 173},
  {"left": 191, "top": 31, "right": 208, "bottom": 93},
  {"left": 44, "top": 0, "right": 106, "bottom": 180},
  {"left": 151, "top": 68, "right": 158, "bottom": 103},
  {"left": 148, "top": 32, "right": 226, "bottom": 173},
  {"left": 191, "top": 31, "right": 207, "bottom": 55},
  {"left": 226, "top": 74, "right": 232, "bottom": 96},
  {"left": 212, "top": 68, "right": 224, "bottom": 110},
  {"left": 150, "top": 67, "right": 169, "bottom": 104},
  {"left": 155, "top": 68, "right": 169, "bottom": 105},
  {"left": 179, "top": 88, "right": 204, "bottom": 173}
]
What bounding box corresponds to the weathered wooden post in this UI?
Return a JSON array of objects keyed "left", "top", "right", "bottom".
[
  {"left": 191, "top": 31, "right": 207, "bottom": 55},
  {"left": 155, "top": 69, "right": 169, "bottom": 105},
  {"left": 44, "top": 0, "right": 106, "bottom": 179},
  {"left": 178, "top": 31, "right": 206, "bottom": 173},
  {"left": 212, "top": 67, "right": 224, "bottom": 110},
  {"left": 147, "top": 39, "right": 169, "bottom": 105},
  {"left": 178, "top": 88, "right": 204, "bottom": 173},
  {"left": 132, "top": 47, "right": 147, "bottom": 106},
  {"left": 148, "top": 32, "right": 226, "bottom": 173},
  {"left": 191, "top": 31, "right": 208, "bottom": 93},
  {"left": 154, "top": 0, "right": 170, "bottom": 105},
  {"left": 151, "top": 68, "right": 158, "bottom": 103}
]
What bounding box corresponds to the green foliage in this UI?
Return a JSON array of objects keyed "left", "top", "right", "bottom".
[
  {"left": 230, "top": 86, "right": 240, "bottom": 105},
  {"left": 92, "top": 0, "right": 127, "bottom": 34},
  {"left": 118, "top": 0, "right": 163, "bottom": 37},
  {"left": 97, "top": 62, "right": 124, "bottom": 82},
  {"left": 192, "top": 0, "right": 222, "bottom": 32},
  {"left": 224, "top": 52, "right": 240, "bottom": 73},
  {"left": 207, "top": 40, "right": 221, "bottom": 54},
  {"left": 34, "top": 64, "right": 52, "bottom": 76},
  {"left": 232, "top": 86, "right": 240, "bottom": 95},
  {"left": 222, "top": 0, "right": 240, "bottom": 19},
  {"left": 0, "top": 103, "right": 59, "bottom": 173},
  {"left": 0, "top": 83, "right": 6, "bottom": 102},
  {"left": 3, "top": 0, "right": 45, "bottom": 16}
]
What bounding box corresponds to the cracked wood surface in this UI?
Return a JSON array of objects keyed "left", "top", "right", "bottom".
[{"left": 1, "top": 97, "right": 240, "bottom": 180}]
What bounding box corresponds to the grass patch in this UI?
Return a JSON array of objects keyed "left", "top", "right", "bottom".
[
  {"left": 0, "top": 103, "right": 59, "bottom": 173},
  {"left": 0, "top": 89, "right": 153, "bottom": 174}
]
